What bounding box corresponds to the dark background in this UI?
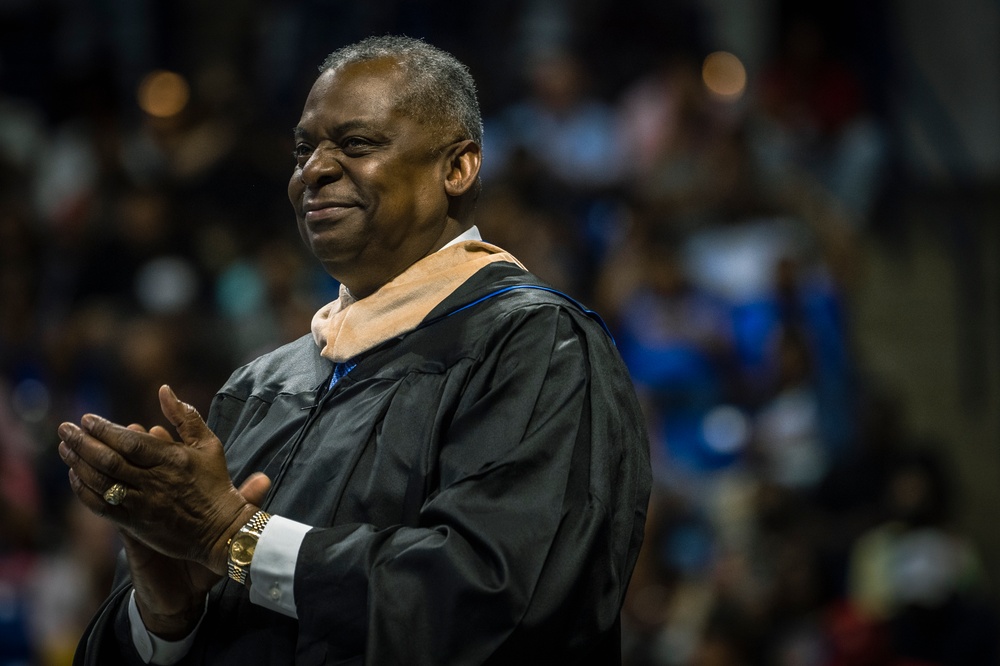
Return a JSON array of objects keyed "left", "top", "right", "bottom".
[{"left": 1, "top": 1, "right": 998, "bottom": 663}]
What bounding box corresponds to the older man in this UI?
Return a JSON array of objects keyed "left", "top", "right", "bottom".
[{"left": 59, "top": 36, "right": 650, "bottom": 665}]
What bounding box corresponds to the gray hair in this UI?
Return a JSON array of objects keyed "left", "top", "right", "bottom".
[{"left": 320, "top": 36, "right": 483, "bottom": 148}]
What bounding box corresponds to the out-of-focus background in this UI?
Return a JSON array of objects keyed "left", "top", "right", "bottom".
[{"left": 1, "top": 0, "right": 998, "bottom": 664}]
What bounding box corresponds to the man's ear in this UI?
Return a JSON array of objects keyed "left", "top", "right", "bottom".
[{"left": 443, "top": 140, "right": 482, "bottom": 197}]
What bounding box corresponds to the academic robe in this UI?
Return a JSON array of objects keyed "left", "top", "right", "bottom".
[{"left": 74, "top": 261, "right": 651, "bottom": 665}]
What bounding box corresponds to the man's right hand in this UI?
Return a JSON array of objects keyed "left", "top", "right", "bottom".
[{"left": 122, "top": 423, "right": 272, "bottom": 639}]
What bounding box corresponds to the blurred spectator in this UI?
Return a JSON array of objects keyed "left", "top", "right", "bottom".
[
  {"left": 214, "top": 235, "right": 333, "bottom": 364},
  {"left": 844, "top": 449, "right": 998, "bottom": 665},
  {"left": 611, "top": 116, "right": 858, "bottom": 471},
  {"left": 752, "top": 11, "right": 888, "bottom": 228},
  {"left": 614, "top": 94, "right": 870, "bottom": 666},
  {"left": 609, "top": 229, "right": 742, "bottom": 484},
  {"left": 26, "top": 501, "right": 118, "bottom": 666},
  {"left": 483, "top": 49, "right": 625, "bottom": 189},
  {"left": 475, "top": 183, "right": 580, "bottom": 295},
  {"left": 482, "top": 49, "right": 628, "bottom": 291},
  {"left": 73, "top": 188, "right": 195, "bottom": 312},
  {"left": 847, "top": 450, "right": 975, "bottom": 617},
  {"left": 0, "top": 381, "right": 42, "bottom": 666},
  {"left": 616, "top": 53, "right": 741, "bottom": 192},
  {"left": 751, "top": 327, "right": 826, "bottom": 491}
]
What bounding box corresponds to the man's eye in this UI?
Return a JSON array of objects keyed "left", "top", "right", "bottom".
[
  {"left": 292, "top": 144, "right": 313, "bottom": 162},
  {"left": 340, "top": 137, "right": 373, "bottom": 153}
]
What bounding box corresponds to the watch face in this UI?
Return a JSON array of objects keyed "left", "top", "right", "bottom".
[{"left": 229, "top": 532, "right": 257, "bottom": 567}]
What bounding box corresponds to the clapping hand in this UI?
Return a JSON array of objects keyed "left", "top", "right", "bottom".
[{"left": 58, "top": 385, "right": 271, "bottom": 638}]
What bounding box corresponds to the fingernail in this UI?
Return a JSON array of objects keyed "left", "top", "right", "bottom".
[
  {"left": 58, "top": 441, "right": 71, "bottom": 460},
  {"left": 58, "top": 423, "right": 73, "bottom": 440},
  {"left": 81, "top": 414, "right": 97, "bottom": 430}
]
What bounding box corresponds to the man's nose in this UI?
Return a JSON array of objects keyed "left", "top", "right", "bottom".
[{"left": 300, "top": 144, "right": 344, "bottom": 187}]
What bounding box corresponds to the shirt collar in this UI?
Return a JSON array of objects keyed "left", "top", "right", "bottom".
[{"left": 441, "top": 225, "right": 482, "bottom": 250}]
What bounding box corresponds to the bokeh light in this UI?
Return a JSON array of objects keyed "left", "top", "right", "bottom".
[
  {"left": 701, "top": 51, "right": 747, "bottom": 100},
  {"left": 137, "top": 70, "right": 190, "bottom": 118}
]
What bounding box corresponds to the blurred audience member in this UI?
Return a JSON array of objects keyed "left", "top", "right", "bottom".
[
  {"left": 751, "top": 327, "right": 826, "bottom": 491},
  {"left": 0, "top": 381, "right": 42, "bottom": 666},
  {"left": 753, "top": 12, "right": 888, "bottom": 227},
  {"left": 483, "top": 49, "right": 628, "bottom": 288},
  {"left": 26, "top": 501, "right": 118, "bottom": 666},
  {"left": 841, "top": 449, "right": 998, "bottom": 664},
  {"left": 617, "top": 53, "right": 741, "bottom": 201},
  {"left": 483, "top": 49, "right": 624, "bottom": 189},
  {"left": 609, "top": 228, "right": 741, "bottom": 484}
]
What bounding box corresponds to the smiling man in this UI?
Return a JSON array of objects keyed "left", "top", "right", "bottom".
[{"left": 60, "top": 36, "right": 650, "bottom": 665}]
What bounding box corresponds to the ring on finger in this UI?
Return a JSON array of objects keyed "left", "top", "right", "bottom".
[{"left": 103, "top": 482, "right": 128, "bottom": 506}]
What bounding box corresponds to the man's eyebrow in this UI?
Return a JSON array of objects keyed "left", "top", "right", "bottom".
[{"left": 293, "top": 120, "right": 379, "bottom": 140}]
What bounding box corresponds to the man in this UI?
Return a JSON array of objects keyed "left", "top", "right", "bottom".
[{"left": 58, "top": 36, "right": 651, "bottom": 665}]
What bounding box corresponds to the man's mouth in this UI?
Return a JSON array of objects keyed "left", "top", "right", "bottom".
[{"left": 303, "top": 201, "right": 356, "bottom": 223}]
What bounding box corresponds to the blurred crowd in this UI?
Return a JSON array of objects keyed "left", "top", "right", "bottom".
[{"left": 0, "top": 1, "right": 996, "bottom": 664}]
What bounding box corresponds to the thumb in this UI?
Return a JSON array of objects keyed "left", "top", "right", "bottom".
[
  {"left": 238, "top": 472, "right": 272, "bottom": 506},
  {"left": 158, "top": 385, "right": 212, "bottom": 446}
]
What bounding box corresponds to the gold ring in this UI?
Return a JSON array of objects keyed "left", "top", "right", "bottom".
[{"left": 103, "top": 482, "right": 127, "bottom": 506}]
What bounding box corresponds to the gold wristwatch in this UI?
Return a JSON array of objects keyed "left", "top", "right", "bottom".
[{"left": 227, "top": 510, "right": 271, "bottom": 585}]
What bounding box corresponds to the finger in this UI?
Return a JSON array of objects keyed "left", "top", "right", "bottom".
[
  {"left": 65, "top": 466, "right": 124, "bottom": 521},
  {"left": 149, "top": 425, "right": 173, "bottom": 441},
  {"left": 127, "top": 423, "right": 174, "bottom": 442},
  {"left": 159, "top": 385, "right": 214, "bottom": 448},
  {"left": 78, "top": 415, "right": 168, "bottom": 468},
  {"left": 58, "top": 422, "right": 144, "bottom": 486},
  {"left": 58, "top": 438, "right": 124, "bottom": 498},
  {"left": 127, "top": 423, "right": 176, "bottom": 450},
  {"left": 130, "top": 422, "right": 175, "bottom": 442},
  {"left": 237, "top": 472, "right": 272, "bottom": 506}
]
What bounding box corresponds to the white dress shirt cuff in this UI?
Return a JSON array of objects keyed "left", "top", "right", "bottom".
[
  {"left": 247, "top": 514, "right": 311, "bottom": 618},
  {"left": 128, "top": 589, "right": 205, "bottom": 665}
]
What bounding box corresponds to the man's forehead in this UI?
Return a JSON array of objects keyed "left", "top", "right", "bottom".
[
  {"left": 301, "top": 60, "right": 405, "bottom": 118},
  {"left": 315, "top": 57, "right": 405, "bottom": 100}
]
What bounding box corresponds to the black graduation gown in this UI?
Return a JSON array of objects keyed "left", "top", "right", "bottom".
[{"left": 74, "top": 262, "right": 651, "bottom": 665}]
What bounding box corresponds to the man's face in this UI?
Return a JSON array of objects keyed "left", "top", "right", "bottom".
[{"left": 288, "top": 58, "right": 454, "bottom": 297}]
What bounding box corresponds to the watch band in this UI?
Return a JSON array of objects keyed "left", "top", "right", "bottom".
[{"left": 227, "top": 510, "right": 271, "bottom": 585}]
